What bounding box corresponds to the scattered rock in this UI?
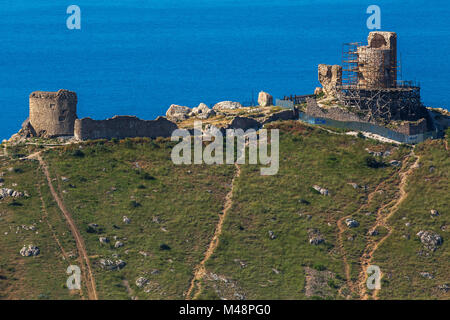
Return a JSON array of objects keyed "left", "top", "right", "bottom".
[
  {"left": 233, "top": 259, "right": 247, "bottom": 268},
  {"left": 308, "top": 229, "right": 325, "bottom": 245},
  {"left": 212, "top": 101, "right": 243, "bottom": 111},
  {"left": 61, "top": 176, "right": 70, "bottom": 182},
  {"left": 268, "top": 230, "right": 276, "bottom": 240},
  {"left": 312, "top": 185, "right": 329, "bottom": 196},
  {"left": 152, "top": 216, "right": 160, "bottom": 224},
  {"left": 416, "top": 230, "right": 443, "bottom": 251},
  {"left": 349, "top": 183, "right": 359, "bottom": 189},
  {"left": 420, "top": 272, "right": 434, "bottom": 279},
  {"left": 430, "top": 209, "right": 439, "bottom": 217},
  {"left": 99, "top": 259, "right": 126, "bottom": 271},
  {"left": 123, "top": 216, "right": 131, "bottom": 224},
  {"left": 99, "top": 237, "right": 109, "bottom": 244},
  {"left": 136, "top": 277, "right": 149, "bottom": 288},
  {"left": 258, "top": 91, "right": 273, "bottom": 107},
  {"left": 114, "top": 241, "right": 124, "bottom": 248},
  {"left": 198, "top": 109, "right": 216, "bottom": 119},
  {"left": 139, "top": 251, "right": 150, "bottom": 257},
  {"left": 86, "top": 223, "right": 100, "bottom": 233},
  {"left": 20, "top": 244, "right": 40, "bottom": 257},
  {"left": 368, "top": 229, "right": 379, "bottom": 236},
  {"left": 345, "top": 218, "right": 359, "bottom": 228},
  {"left": 438, "top": 284, "right": 449, "bottom": 293},
  {"left": 389, "top": 160, "right": 401, "bottom": 167},
  {"left": 0, "top": 188, "right": 25, "bottom": 200}
]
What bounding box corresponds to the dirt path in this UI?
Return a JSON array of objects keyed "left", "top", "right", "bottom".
[
  {"left": 336, "top": 176, "right": 393, "bottom": 297},
  {"left": 36, "top": 172, "right": 84, "bottom": 299},
  {"left": 123, "top": 279, "right": 136, "bottom": 300},
  {"left": 186, "top": 164, "right": 241, "bottom": 300},
  {"left": 358, "top": 152, "right": 420, "bottom": 299},
  {"left": 31, "top": 152, "right": 98, "bottom": 300},
  {"left": 336, "top": 215, "right": 353, "bottom": 295}
]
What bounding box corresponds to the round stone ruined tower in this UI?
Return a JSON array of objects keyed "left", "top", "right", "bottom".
[{"left": 29, "top": 89, "right": 77, "bottom": 137}]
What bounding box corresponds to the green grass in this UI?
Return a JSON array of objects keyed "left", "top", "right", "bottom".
[{"left": 0, "top": 123, "right": 448, "bottom": 300}]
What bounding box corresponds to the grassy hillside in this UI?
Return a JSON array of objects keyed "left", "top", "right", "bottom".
[{"left": 0, "top": 122, "right": 448, "bottom": 300}]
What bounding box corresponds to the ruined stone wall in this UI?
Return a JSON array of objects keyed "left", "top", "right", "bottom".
[
  {"left": 396, "top": 118, "right": 428, "bottom": 135},
  {"left": 305, "top": 98, "right": 367, "bottom": 123},
  {"left": 29, "top": 90, "right": 77, "bottom": 137},
  {"left": 74, "top": 116, "right": 178, "bottom": 141},
  {"left": 318, "top": 64, "right": 342, "bottom": 97}
]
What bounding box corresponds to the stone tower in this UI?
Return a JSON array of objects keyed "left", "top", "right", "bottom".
[
  {"left": 29, "top": 89, "right": 78, "bottom": 137},
  {"left": 357, "top": 31, "right": 397, "bottom": 88}
]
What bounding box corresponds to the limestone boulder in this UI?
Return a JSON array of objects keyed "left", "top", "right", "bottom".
[
  {"left": 20, "top": 245, "right": 40, "bottom": 257},
  {"left": 166, "top": 104, "right": 192, "bottom": 121},
  {"left": 192, "top": 103, "right": 210, "bottom": 114},
  {"left": 416, "top": 230, "right": 443, "bottom": 251},
  {"left": 213, "top": 101, "right": 243, "bottom": 111},
  {"left": 192, "top": 103, "right": 216, "bottom": 119},
  {"left": 258, "top": 91, "right": 273, "bottom": 107},
  {"left": 345, "top": 218, "right": 359, "bottom": 228}
]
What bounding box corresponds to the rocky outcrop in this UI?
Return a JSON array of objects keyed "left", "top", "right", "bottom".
[
  {"left": 318, "top": 64, "right": 342, "bottom": 97},
  {"left": 0, "top": 188, "right": 25, "bottom": 200},
  {"left": 20, "top": 245, "right": 40, "bottom": 257},
  {"left": 166, "top": 104, "right": 192, "bottom": 121},
  {"left": 192, "top": 103, "right": 209, "bottom": 115},
  {"left": 416, "top": 230, "right": 443, "bottom": 251},
  {"left": 308, "top": 229, "right": 325, "bottom": 245},
  {"left": 74, "top": 116, "right": 177, "bottom": 141},
  {"left": 258, "top": 91, "right": 273, "bottom": 107},
  {"left": 99, "top": 258, "right": 126, "bottom": 270},
  {"left": 213, "top": 101, "right": 243, "bottom": 111},
  {"left": 313, "top": 185, "right": 329, "bottom": 196},
  {"left": 345, "top": 218, "right": 359, "bottom": 228},
  {"left": 192, "top": 103, "right": 216, "bottom": 119},
  {"left": 136, "top": 277, "right": 149, "bottom": 288}
]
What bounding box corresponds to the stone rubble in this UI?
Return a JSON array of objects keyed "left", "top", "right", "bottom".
[{"left": 20, "top": 244, "right": 40, "bottom": 257}]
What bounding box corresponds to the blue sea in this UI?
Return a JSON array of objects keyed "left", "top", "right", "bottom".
[{"left": 1, "top": 0, "right": 449, "bottom": 140}]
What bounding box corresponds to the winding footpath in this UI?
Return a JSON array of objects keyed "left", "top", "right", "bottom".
[
  {"left": 30, "top": 152, "right": 98, "bottom": 300},
  {"left": 186, "top": 164, "right": 241, "bottom": 300},
  {"left": 358, "top": 152, "right": 420, "bottom": 299}
]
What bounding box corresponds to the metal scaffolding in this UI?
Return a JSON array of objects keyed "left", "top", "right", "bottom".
[{"left": 337, "top": 42, "right": 423, "bottom": 123}]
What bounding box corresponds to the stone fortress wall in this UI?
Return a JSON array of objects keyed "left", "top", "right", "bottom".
[
  {"left": 74, "top": 116, "right": 177, "bottom": 140},
  {"left": 26, "top": 89, "right": 178, "bottom": 141}
]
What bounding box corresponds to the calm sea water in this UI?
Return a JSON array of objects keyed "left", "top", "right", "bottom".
[{"left": 1, "top": 0, "right": 449, "bottom": 140}]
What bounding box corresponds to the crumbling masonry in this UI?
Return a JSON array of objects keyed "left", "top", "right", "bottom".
[
  {"left": 23, "top": 90, "right": 177, "bottom": 140},
  {"left": 316, "top": 31, "right": 432, "bottom": 134}
]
